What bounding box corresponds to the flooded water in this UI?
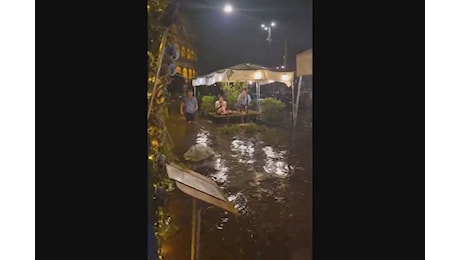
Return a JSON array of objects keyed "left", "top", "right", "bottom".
[{"left": 162, "top": 106, "right": 312, "bottom": 260}]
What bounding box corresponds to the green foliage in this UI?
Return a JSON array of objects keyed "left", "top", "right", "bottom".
[
  {"left": 260, "top": 98, "right": 286, "bottom": 123},
  {"left": 221, "top": 82, "right": 246, "bottom": 109},
  {"left": 218, "top": 123, "right": 268, "bottom": 135},
  {"left": 201, "top": 95, "right": 215, "bottom": 113},
  {"left": 245, "top": 123, "right": 268, "bottom": 133},
  {"left": 218, "top": 124, "right": 240, "bottom": 135}
]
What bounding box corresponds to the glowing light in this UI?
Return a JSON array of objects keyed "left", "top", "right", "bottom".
[
  {"left": 263, "top": 27, "right": 268, "bottom": 31},
  {"left": 248, "top": 81, "right": 253, "bottom": 84},
  {"left": 281, "top": 65, "right": 285, "bottom": 69},
  {"left": 223, "top": 3, "right": 233, "bottom": 13},
  {"left": 254, "top": 71, "right": 262, "bottom": 80},
  {"left": 271, "top": 22, "right": 276, "bottom": 27},
  {"left": 261, "top": 24, "right": 265, "bottom": 28},
  {"left": 281, "top": 74, "right": 290, "bottom": 81}
]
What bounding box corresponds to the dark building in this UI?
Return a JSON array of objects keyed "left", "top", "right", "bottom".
[{"left": 170, "top": 14, "right": 198, "bottom": 85}]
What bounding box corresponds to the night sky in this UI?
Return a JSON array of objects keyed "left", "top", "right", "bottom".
[{"left": 180, "top": 0, "right": 312, "bottom": 75}]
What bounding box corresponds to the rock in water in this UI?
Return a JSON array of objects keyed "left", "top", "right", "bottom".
[{"left": 184, "top": 144, "right": 215, "bottom": 162}]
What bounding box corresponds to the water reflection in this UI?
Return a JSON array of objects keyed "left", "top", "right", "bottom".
[
  {"left": 262, "top": 146, "right": 289, "bottom": 178},
  {"left": 196, "top": 127, "right": 211, "bottom": 146},
  {"left": 164, "top": 112, "right": 312, "bottom": 260},
  {"left": 210, "top": 155, "right": 228, "bottom": 184},
  {"left": 230, "top": 139, "right": 255, "bottom": 164}
]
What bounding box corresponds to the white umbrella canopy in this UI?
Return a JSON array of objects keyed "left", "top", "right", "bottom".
[{"left": 192, "top": 63, "right": 295, "bottom": 87}]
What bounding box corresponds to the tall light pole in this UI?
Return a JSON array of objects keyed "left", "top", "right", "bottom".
[
  {"left": 261, "top": 21, "right": 275, "bottom": 67},
  {"left": 261, "top": 21, "right": 275, "bottom": 45}
]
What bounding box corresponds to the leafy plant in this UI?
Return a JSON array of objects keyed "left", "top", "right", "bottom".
[
  {"left": 245, "top": 123, "right": 268, "bottom": 133},
  {"left": 260, "top": 98, "right": 286, "bottom": 123},
  {"left": 218, "top": 124, "right": 240, "bottom": 135},
  {"left": 221, "top": 82, "right": 246, "bottom": 109},
  {"left": 201, "top": 95, "right": 216, "bottom": 113},
  {"left": 218, "top": 123, "right": 268, "bottom": 135}
]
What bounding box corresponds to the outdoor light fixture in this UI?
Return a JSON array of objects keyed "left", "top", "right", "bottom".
[
  {"left": 254, "top": 71, "right": 262, "bottom": 80},
  {"left": 281, "top": 74, "right": 289, "bottom": 81},
  {"left": 281, "top": 65, "right": 285, "bottom": 69},
  {"left": 223, "top": 3, "right": 233, "bottom": 13},
  {"left": 261, "top": 20, "right": 276, "bottom": 43}
]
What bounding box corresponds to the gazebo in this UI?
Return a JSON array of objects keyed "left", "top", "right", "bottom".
[{"left": 192, "top": 63, "right": 295, "bottom": 114}]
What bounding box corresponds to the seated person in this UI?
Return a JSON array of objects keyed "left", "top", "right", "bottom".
[{"left": 215, "top": 95, "right": 229, "bottom": 114}]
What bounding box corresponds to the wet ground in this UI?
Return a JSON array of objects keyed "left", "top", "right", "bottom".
[{"left": 162, "top": 106, "right": 312, "bottom": 260}]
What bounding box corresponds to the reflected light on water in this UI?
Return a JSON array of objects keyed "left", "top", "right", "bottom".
[
  {"left": 227, "top": 191, "right": 248, "bottom": 213},
  {"left": 262, "top": 146, "right": 289, "bottom": 178},
  {"left": 196, "top": 128, "right": 211, "bottom": 146},
  {"left": 231, "top": 139, "right": 255, "bottom": 164},
  {"left": 211, "top": 155, "right": 229, "bottom": 184}
]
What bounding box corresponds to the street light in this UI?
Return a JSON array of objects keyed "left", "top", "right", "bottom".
[
  {"left": 223, "top": 3, "right": 233, "bottom": 13},
  {"left": 261, "top": 21, "right": 276, "bottom": 43}
]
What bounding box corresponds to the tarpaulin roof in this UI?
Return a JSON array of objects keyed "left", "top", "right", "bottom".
[{"left": 192, "top": 63, "right": 295, "bottom": 87}]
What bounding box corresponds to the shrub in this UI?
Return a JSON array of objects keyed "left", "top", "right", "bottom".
[
  {"left": 218, "top": 123, "right": 268, "bottom": 135},
  {"left": 245, "top": 123, "right": 268, "bottom": 133},
  {"left": 260, "top": 98, "right": 286, "bottom": 123},
  {"left": 201, "top": 95, "right": 215, "bottom": 113},
  {"left": 221, "top": 82, "right": 246, "bottom": 109},
  {"left": 218, "top": 124, "right": 240, "bottom": 135}
]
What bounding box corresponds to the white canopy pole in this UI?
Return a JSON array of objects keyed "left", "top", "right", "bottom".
[
  {"left": 257, "top": 81, "right": 261, "bottom": 112},
  {"left": 291, "top": 81, "right": 295, "bottom": 122},
  {"left": 294, "top": 76, "right": 302, "bottom": 127}
]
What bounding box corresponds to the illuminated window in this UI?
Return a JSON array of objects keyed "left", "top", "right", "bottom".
[
  {"left": 181, "top": 46, "right": 186, "bottom": 58},
  {"left": 188, "top": 68, "right": 193, "bottom": 79},
  {"left": 187, "top": 48, "right": 191, "bottom": 60},
  {"left": 182, "top": 68, "right": 188, "bottom": 79},
  {"left": 176, "top": 66, "right": 182, "bottom": 75}
]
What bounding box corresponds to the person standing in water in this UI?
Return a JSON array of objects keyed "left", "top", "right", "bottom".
[{"left": 180, "top": 89, "right": 198, "bottom": 124}]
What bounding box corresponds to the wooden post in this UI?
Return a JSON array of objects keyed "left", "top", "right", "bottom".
[
  {"left": 191, "top": 199, "right": 197, "bottom": 260},
  {"left": 190, "top": 199, "right": 202, "bottom": 260},
  {"left": 196, "top": 204, "right": 201, "bottom": 260}
]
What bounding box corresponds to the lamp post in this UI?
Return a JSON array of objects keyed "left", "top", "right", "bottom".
[
  {"left": 261, "top": 21, "right": 275, "bottom": 67},
  {"left": 261, "top": 21, "right": 275, "bottom": 45}
]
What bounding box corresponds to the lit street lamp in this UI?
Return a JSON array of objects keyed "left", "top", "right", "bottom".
[
  {"left": 261, "top": 21, "right": 275, "bottom": 44},
  {"left": 223, "top": 3, "right": 233, "bottom": 13}
]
